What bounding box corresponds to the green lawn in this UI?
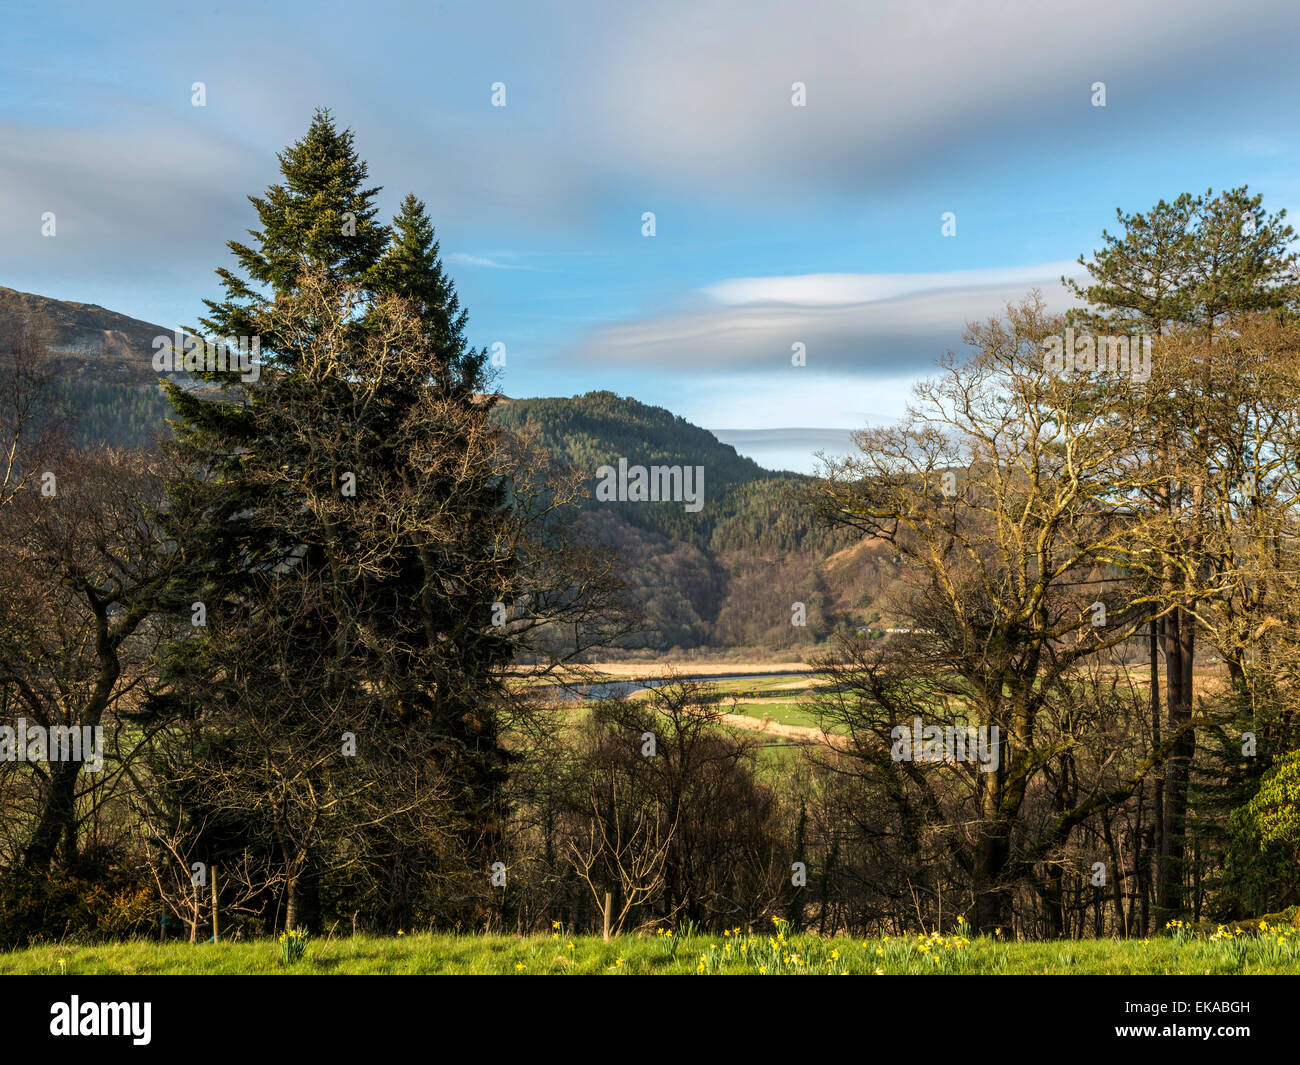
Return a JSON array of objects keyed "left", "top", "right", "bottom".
[
  {"left": 731, "top": 700, "right": 827, "bottom": 730},
  {"left": 5, "top": 921, "right": 1300, "bottom": 974}
]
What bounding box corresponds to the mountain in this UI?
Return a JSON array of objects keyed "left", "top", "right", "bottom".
[
  {"left": 494, "top": 391, "right": 769, "bottom": 547},
  {"left": 0, "top": 285, "right": 168, "bottom": 384},
  {"left": 494, "top": 392, "right": 893, "bottom": 651},
  {"left": 0, "top": 285, "right": 177, "bottom": 446},
  {"left": 494, "top": 392, "right": 855, "bottom": 553},
  {"left": 1, "top": 290, "right": 897, "bottom": 651}
]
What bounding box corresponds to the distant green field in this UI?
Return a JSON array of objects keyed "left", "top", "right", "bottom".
[
  {"left": 609, "top": 676, "right": 834, "bottom": 733},
  {"left": 730, "top": 700, "right": 826, "bottom": 730},
  {"left": 708, "top": 676, "right": 822, "bottom": 695},
  {"left": 5, "top": 922, "right": 1300, "bottom": 974}
]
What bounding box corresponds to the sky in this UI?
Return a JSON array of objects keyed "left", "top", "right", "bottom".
[{"left": 2, "top": 0, "right": 1299, "bottom": 471}]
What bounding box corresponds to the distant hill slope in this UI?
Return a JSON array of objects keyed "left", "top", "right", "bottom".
[
  {"left": 493, "top": 392, "right": 893, "bottom": 650},
  {"left": 0, "top": 290, "right": 897, "bottom": 650},
  {"left": 0, "top": 285, "right": 171, "bottom": 384},
  {"left": 493, "top": 391, "right": 778, "bottom": 548},
  {"left": 0, "top": 285, "right": 177, "bottom": 445},
  {"left": 493, "top": 390, "right": 768, "bottom": 488}
]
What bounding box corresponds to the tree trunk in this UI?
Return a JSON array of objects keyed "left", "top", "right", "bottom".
[
  {"left": 973, "top": 782, "right": 1012, "bottom": 935},
  {"left": 21, "top": 758, "right": 82, "bottom": 872},
  {"left": 1157, "top": 606, "right": 1195, "bottom": 917},
  {"left": 1147, "top": 615, "right": 1162, "bottom": 934},
  {"left": 284, "top": 851, "right": 319, "bottom": 931},
  {"left": 1041, "top": 862, "right": 1065, "bottom": 938}
]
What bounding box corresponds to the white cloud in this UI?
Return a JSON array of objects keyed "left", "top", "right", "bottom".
[
  {"left": 701, "top": 263, "right": 1078, "bottom": 307},
  {"left": 592, "top": 0, "right": 1283, "bottom": 196},
  {"left": 576, "top": 262, "right": 1084, "bottom": 374}
]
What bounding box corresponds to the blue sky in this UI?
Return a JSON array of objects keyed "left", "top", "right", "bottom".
[{"left": 2, "top": 0, "right": 1299, "bottom": 470}]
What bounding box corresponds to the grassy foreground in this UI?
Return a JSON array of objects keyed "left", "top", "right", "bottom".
[{"left": 5, "top": 919, "right": 1300, "bottom": 974}]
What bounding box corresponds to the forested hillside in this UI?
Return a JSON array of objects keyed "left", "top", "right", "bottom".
[
  {"left": 0, "top": 285, "right": 178, "bottom": 448},
  {"left": 493, "top": 391, "right": 882, "bottom": 650},
  {"left": 0, "top": 293, "right": 892, "bottom": 653}
]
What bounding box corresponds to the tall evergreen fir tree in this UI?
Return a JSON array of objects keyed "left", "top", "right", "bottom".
[
  {"left": 145, "top": 111, "right": 530, "bottom": 930},
  {"left": 371, "top": 192, "right": 488, "bottom": 400}
]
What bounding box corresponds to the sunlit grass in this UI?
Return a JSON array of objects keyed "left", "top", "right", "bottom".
[
  {"left": 6, "top": 916, "right": 1298, "bottom": 974},
  {"left": 731, "top": 700, "right": 827, "bottom": 730}
]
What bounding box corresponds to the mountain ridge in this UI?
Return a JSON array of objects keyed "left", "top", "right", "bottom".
[
  {"left": 0, "top": 284, "right": 181, "bottom": 386},
  {"left": 0, "top": 288, "right": 894, "bottom": 650}
]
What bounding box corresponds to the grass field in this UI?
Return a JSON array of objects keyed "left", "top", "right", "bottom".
[
  {"left": 730, "top": 700, "right": 826, "bottom": 730},
  {"left": 5, "top": 920, "right": 1300, "bottom": 974},
  {"left": 707, "top": 676, "right": 820, "bottom": 694}
]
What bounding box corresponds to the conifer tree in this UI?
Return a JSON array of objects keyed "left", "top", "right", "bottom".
[
  {"left": 144, "top": 111, "right": 621, "bottom": 931},
  {"left": 371, "top": 193, "right": 488, "bottom": 400}
]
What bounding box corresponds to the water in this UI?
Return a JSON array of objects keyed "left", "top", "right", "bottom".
[{"left": 540, "top": 673, "right": 812, "bottom": 702}]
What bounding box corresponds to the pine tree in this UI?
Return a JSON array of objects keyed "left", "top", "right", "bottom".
[
  {"left": 148, "top": 113, "right": 517, "bottom": 931},
  {"left": 1066, "top": 186, "right": 1300, "bottom": 338},
  {"left": 371, "top": 193, "right": 488, "bottom": 400},
  {"left": 219, "top": 107, "right": 387, "bottom": 302}
]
